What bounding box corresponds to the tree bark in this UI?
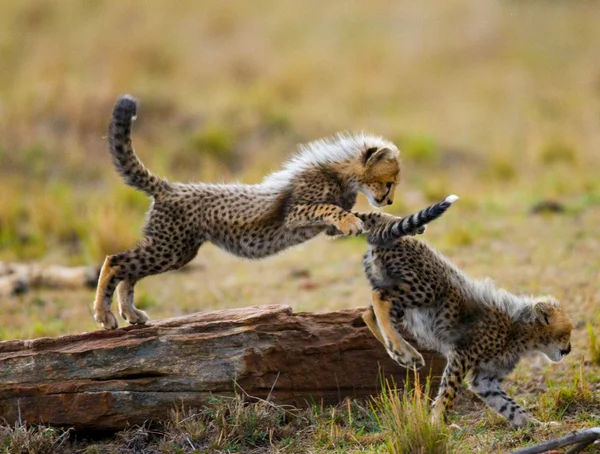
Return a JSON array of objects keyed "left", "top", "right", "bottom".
[{"left": 0, "top": 305, "right": 445, "bottom": 431}]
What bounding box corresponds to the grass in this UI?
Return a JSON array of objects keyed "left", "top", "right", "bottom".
[
  {"left": 0, "top": 423, "right": 71, "bottom": 454},
  {"left": 1, "top": 0, "right": 600, "bottom": 452},
  {"left": 372, "top": 375, "right": 455, "bottom": 454},
  {"left": 1, "top": 1, "right": 599, "bottom": 265},
  {"left": 587, "top": 323, "right": 600, "bottom": 366},
  {"left": 550, "top": 366, "right": 596, "bottom": 421},
  {"left": 0, "top": 379, "right": 457, "bottom": 453}
]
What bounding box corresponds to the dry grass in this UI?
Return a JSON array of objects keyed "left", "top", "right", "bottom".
[
  {"left": 372, "top": 375, "right": 455, "bottom": 454},
  {"left": 0, "top": 382, "right": 457, "bottom": 453},
  {"left": 0, "top": 423, "right": 71, "bottom": 454},
  {"left": 1, "top": 0, "right": 600, "bottom": 452}
]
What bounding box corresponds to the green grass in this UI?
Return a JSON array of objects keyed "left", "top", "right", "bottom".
[
  {"left": 588, "top": 323, "right": 600, "bottom": 366},
  {"left": 549, "top": 364, "right": 597, "bottom": 420},
  {"left": 372, "top": 374, "right": 456, "bottom": 454}
]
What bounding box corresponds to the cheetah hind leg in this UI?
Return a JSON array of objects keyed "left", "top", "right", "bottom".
[
  {"left": 117, "top": 279, "right": 148, "bottom": 325},
  {"left": 93, "top": 257, "right": 121, "bottom": 330},
  {"left": 113, "top": 237, "right": 204, "bottom": 326},
  {"left": 93, "top": 240, "right": 182, "bottom": 329},
  {"left": 371, "top": 290, "right": 425, "bottom": 369},
  {"left": 362, "top": 305, "right": 386, "bottom": 345}
]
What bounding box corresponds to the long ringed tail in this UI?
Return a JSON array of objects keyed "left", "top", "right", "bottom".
[
  {"left": 368, "top": 195, "right": 459, "bottom": 246},
  {"left": 109, "top": 94, "right": 171, "bottom": 197}
]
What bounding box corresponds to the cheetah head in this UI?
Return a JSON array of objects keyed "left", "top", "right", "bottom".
[
  {"left": 533, "top": 299, "right": 573, "bottom": 363},
  {"left": 358, "top": 146, "right": 401, "bottom": 208}
]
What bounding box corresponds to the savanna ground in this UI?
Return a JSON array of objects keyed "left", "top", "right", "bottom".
[{"left": 1, "top": 1, "right": 600, "bottom": 452}]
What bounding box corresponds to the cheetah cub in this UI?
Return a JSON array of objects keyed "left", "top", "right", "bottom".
[
  {"left": 362, "top": 196, "right": 573, "bottom": 427},
  {"left": 94, "top": 94, "right": 404, "bottom": 329}
]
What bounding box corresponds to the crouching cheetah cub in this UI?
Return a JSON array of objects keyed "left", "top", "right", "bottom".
[
  {"left": 362, "top": 196, "right": 573, "bottom": 427},
  {"left": 94, "top": 94, "right": 405, "bottom": 329}
]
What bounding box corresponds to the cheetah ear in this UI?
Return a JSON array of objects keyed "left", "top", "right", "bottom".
[
  {"left": 534, "top": 301, "right": 555, "bottom": 325},
  {"left": 364, "top": 147, "right": 394, "bottom": 167}
]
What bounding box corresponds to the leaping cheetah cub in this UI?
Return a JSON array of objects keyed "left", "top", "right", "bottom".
[
  {"left": 94, "top": 94, "right": 405, "bottom": 329},
  {"left": 362, "top": 196, "right": 573, "bottom": 427}
]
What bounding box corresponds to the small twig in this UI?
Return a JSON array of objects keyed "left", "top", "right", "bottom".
[
  {"left": 266, "top": 371, "right": 280, "bottom": 402},
  {"left": 173, "top": 412, "right": 201, "bottom": 427},
  {"left": 52, "top": 428, "right": 73, "bottom": 451},
  {"left": 16, "top": 399, "right": 22, "bottom": 426},
  {"left": 233, "top": 380, "right": 297, "bottom": 415},
  {"left": 510, "top": 428, "right": 600, "bottom": 454}
]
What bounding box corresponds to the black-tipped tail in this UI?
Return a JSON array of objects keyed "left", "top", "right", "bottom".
[
  {"left": 108, "top": 94, "right": 171, "bottom": 197},
  {"left": 368, "top": 195, "right": 459, "bottom": 245},
  {"left": 113, "top": 94, "right": 138, "bottom": 123}
]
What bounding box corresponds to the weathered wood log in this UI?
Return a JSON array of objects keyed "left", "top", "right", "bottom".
[
  {"left": 0, "top": 305, "right": 445, "bottom": 431},
  {"left": 0, "top": 261, "right": 99, "bottom": 296},
  {"left": 509, "top": 427, "right": 600, "bottom": 454}
]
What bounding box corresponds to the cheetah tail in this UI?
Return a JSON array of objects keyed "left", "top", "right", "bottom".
[
  {"left": 367, "top": 195, "right": 459, "bottom": 245},
  {"left": 108, "top": 94, "right": 172, "bottom": 197}
]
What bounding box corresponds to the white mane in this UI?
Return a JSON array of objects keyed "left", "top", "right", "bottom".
[
  {"left": 262, "top": 132, "right": 397, "bottom": 189},
  {"left": 431, "top": 246, "right": 559, "bottom": 322},
  {"left": 466, "top": 278, "right": 558, "bottom": 322}
]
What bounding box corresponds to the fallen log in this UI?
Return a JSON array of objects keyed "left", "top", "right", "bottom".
[
  {"left": 509, "top": 427, "right": 600, "bottom": 454},
  {"left": 0, "top": 260, "right": 203, "bottom": 296},
  {"left": 0, "top": 305, "right": 444, "bottom": 431},
  {"left": 0, "top": 261, "right": 100, "bottom": 296}
]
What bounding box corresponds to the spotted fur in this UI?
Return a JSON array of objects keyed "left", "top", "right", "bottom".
[
  {"left": 363, "top": 217, "right": 573, "bottom": 427},
  {"left": 94, "top": 94, "right": 404, "bottom": 329}
]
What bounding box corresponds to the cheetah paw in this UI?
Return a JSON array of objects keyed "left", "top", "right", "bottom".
[
  {"left": 94, "top": 310, "right": 119, "bottom": 330},
  {"left": 120, "top": 307, "right": 149, "bottom": 325},
  {"left": 513, "top": 417, "right": 542, "bottom": 428},
  {"left": 388, "top": 347, "right": 425, "bottom": 370},
  {"left": 335, "top": 216, "right": 364, "bottom": 236}
]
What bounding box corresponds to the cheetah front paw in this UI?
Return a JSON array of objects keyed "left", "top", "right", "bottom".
[
  {"left": 387, "top": 344, "right": 425, "bottom": 369},
  {"left": 94, "top": 309, "right": 119, "bottom": 330},
  {"left": 335, "top": 215, "right": 364, "bottom": 236},
  {"left": 511, "top": 414, "right": 542, "bottom": 428},
  {"left": 120, "top": 306, "right": 149, "bottom": 325}
]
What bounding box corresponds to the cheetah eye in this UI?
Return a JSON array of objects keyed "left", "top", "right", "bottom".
[{"left": 386, "top": 182, "right": 393, "bottom": 190}]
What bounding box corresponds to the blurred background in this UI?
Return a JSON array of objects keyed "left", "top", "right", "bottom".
[{"left": 0, "top": 0, "right": 599, "bottom": 339}]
